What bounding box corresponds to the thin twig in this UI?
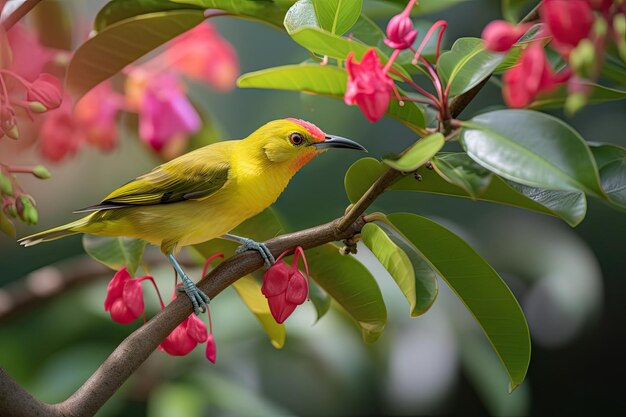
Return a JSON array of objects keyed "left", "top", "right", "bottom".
[{"left": 1, "top": 0, "right": 42, "bottom": 30}]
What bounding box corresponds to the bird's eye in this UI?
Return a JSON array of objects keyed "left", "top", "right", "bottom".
[{"left": 289, "top": 132, "right": 304, "bottom": 146}]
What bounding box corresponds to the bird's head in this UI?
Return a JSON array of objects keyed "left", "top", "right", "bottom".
[{"left": 248, "top": 118, "right": 366, "bottom": 172}]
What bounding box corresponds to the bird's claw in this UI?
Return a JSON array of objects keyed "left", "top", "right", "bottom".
[
  {"left": 235, "top": 238, "right": 275, "bottom": 268},
  {"left": 178, "top": 275, "right": 210, "bottom": 315}
]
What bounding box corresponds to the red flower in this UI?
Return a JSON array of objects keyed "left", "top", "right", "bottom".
[
  {"left": 503, "top": 44, "right": 568, "bottom": 108},
  {"left": 540, "top": 0, "right": 593, "bottom": 54},
  {"left": 104, "top": 267, "right": 158, "bottom": 324},
  {"left": 261, "top": 247, "right": 309, "bottom": 324},
  {"left": 159, "top": 312, "right": 208, "bottom": 356},
  {"left": 38, "top": 99, "right": 82, "bottom": 162},
  {"left": 385, "top": 13, "right": 417, "bottom": 50},
  {"left": 482, "top": 20, "right": 532, "bottom": 52},
  {"left": 166, "top": 22, "right": 239, "bottom": 92},
  {"left": 74, "top": 82, "right": 123, "bottom": 151},
  {"left": 158, "top": 253, "right": 223, "bottom": 361},
  {"left": 344, "top": 49, "right": 395, "bottom": 123},
  {"left": 26, "top": 73, "right": 63, "bottom": 111}
]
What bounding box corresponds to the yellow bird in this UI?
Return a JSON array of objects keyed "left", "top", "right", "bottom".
[{"left": 20, "top": 118, "right": 366, "bottom": 314}]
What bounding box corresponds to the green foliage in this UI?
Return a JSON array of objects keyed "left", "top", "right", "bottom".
[
  {"left": 82, "top": 235, "right": 147, "bottom": 276},
  {"left": 460, "top": 110, "right": 605, "bottom": 196},
  {"left": 238, "top": 64, "right": 426, "bottom": 131},
  {"left": 308, "top": 280, "right": 332, "bottom": 321},
  {"left": 437, "top": 37, "right": 505, "bottom": 97},
  {"left": 94, "top": 0, "right": 204, "bottom": 31},
  {"left": 361, "top": 222, "right": 438, "bottom": 317},
  {"left": 344, "top": 157, "right": 587, "bottom": 226},
  {"left": 530, "top": 83, "right": 626, "bottom": 109},
  {"left": 387, "top": 213, "right": 530, "bottom": 391},
  {"left": 67, "top": 10, "right": 205, "bottom": 99},
  {"left": 383, "top": 132, "right": 444, "bottom": 171},
  {"left": 172, "top": 0, "right": 293, "bottom": 27},
  {"left": 590, "top": 143, "right": 626, "bottom": 209},
  {"left": 312, "top": 0, "right": 362, "bottom": 36},
  {"left": 306, "top": 244, "right": 387, "bottom": 343}
]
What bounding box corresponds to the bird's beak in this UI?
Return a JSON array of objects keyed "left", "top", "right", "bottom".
[{"left": 313, "top": 135, "right": 367, "bottom": 152}]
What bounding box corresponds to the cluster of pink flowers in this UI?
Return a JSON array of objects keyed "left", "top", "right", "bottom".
[
  {"left": 482, "top": 0, "right": 626, "bottom": 109},
  {"left": 104, "top": 247, "right": 312, "bottom": 360},
  {"left": 104, "top": 254, "right": 224, "bottom": 363},
  {"left": 343, "top": 0, "right": 449, "bottom": 123},
  {"left": 1, "top": 21, "right": 238, "bottom": 163}
]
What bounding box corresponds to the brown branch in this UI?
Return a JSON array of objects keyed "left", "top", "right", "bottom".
[{"left": 1, "top": 0, "right": 42, "bottom": 30}]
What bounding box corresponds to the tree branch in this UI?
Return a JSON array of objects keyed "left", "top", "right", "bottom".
[{"left": 1, "top": 0, "right": 43, "bottom": 30}]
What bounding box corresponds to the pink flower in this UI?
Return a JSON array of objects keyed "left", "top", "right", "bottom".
[
  {"left": 261, "top": 247, "right": 309, "bottom": 324},
  {"left": 74, "top": 82, "right": 123, "bottom": 151},
  {"left": 344, "top": 49, "right": 395, "bottom": 123},
  {"left": 137, "top": 72, "right": 201, "bottom": 152},
  {"left": 6, "top": 24, "right": 54, "bottom": 82},
  {"left": 482, "top": 20, "right": 532, "bottom": 52},
  {"left": 385, "top": 13, "right": 417, "bottom": 50},
  {"left": 38, "top": 99, "right": 82, "bottom": 162},
  {"left": 503, "top": 44, "right": 568, "bottom": 108},
  {"left": 27, "top": 73, "right": 63, "bottom": 110},
  {"left": 540, "top": 0, "right": 593, "bottom": 54},
  {"left": 104, "top": 267, "right": 159, "bottom": 324},
  {"left": 166, "top": 23, "right": 239, "bottom": 92},
  {"left": 159, "top": 313, "right": 208, "bottom": 356}
]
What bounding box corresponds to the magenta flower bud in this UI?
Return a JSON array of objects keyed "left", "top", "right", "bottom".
[
  {"left": 27, "top": 73, "right": 63, "bottom": 110},
  {"left": 385, "top": 13, "right": 418, "bottom": 50},
  {"left": 540, "top": 0, "right": 593, "bottom": 54},
  {"left": 482, "top": 20, "right": 531, "bottom": 52},
  {"left": 104, "top": 267, "right": 146, "bottom": 324},
  {"left": 261, "top": 247, "right": 309, "bottom": 324}
]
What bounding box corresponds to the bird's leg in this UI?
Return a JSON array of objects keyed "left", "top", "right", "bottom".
[
  {"left": 222, "top": 233, "right": 276, "bottom": 268},
  {"left": 167, "top": 253, "right": 210, "bottom": 315}
]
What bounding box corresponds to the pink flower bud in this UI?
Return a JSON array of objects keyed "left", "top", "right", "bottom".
[
  {"left": 482, "top": 20, "right": 531, "bottom": 52},
  {"left": 159, "top": 313, "right": 208, "bottom": 356},
  {"left": 344, "top": 49, "right": 395, "bottom": 123},
  {"left": 27, "top": 74, "right": 63, "bottom": 110},
  {"left": 205, "top": 334, "right": 217, "bottom": 364},
  {"left": 540, "top": 0, "right": 593, "bottom": 54},
  {"left": 385, "top": 13, "right": 418, "bottom": 50},
  {"left": 502, "top": 44, "right": 568, "bottom": 108},
  {"left": 104, "top": 267, "right": 145, "bottom": 324},
  {"left": 261, "top": 247, "right": 310, "bottom": 324}
]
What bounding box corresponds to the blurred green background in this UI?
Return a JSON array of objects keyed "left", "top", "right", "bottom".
[{"left": 1, "top": 1, "right": 625, "bottom": 416}]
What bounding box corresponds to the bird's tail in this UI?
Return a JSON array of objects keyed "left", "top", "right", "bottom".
[{"left": 18, "top": 216, "right": 91, "bottom": 247}]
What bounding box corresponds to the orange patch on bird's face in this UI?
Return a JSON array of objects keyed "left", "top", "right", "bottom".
[
  {"left": 286, "top": 118, "right": 326, "bottom": 142},
  {"left": 289, "top": 149, "right": 318, "bottom": 172}
]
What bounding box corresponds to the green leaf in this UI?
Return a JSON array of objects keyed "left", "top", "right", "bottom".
[
  {"left": 66, "top": 10, "right": 205, "bottom": 100},
  {"left": 308, "top": 280, "right": 331, "bottom": 322},
  {"left": 590, "top": 143, "right": 626, "bottom": 209},
  {"left": 288, "top": 26, "right": 412, "bottom": 79},
  {"left": 361, "top": 222, "right": 438, "bottom": 317},
  {"left": 283, "top": 0, "right": 319, "bottom": 32},
  {"left": 432, "top": 152, "right": 492, "bottom": 198},
  {"left": 530, "top": 83, "right": 626, "bottom": 109},
  {"left": 232, "top": 276, "right": 286, "bottom": 349},
  {"left": 82, "top": 235, "right": 147, "bottom": 275},
  {"left": 387, "top": 213, "right": 530, "bottom": 391},
  {"left": 94, "top": 0, "right": 204, "bottom": 31},
  {"left": 383, "top": 132, "right": 444, "bottom": 172},
  {"left": 312, "top": 0, "right": 362, "bottom": 36},
  {"left": 344, "top": 157, "right": 587, "bottom": 226},
  {"left": 238, "top": 64, "right": 426, "bottom": 131},
  {"left": 31, "top": 0, "right": 73, "bottom": 50},
  {"left": 371, "top": 0, "right": 465, "bottom": 14},
  {"left": 307, "top": 243, "right": 386, "bottom": 343},
  {"left": 460, "top": 109, "right": 605, "bottom": 196},
  {"left": 437, "top": 37, "right": 505, "bottom": 97},
  {"left": 173, "top": 0, "right": 292, "bottom": 27}
]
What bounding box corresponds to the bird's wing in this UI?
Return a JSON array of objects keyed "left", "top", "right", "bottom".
[{"left": 76, "top": 151, "right": 231, "bottom": 212}]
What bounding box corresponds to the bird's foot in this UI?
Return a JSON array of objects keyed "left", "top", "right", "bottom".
[
  {"left": 235, "top": 238, "right": 275, "bottom": 268},
  {"left": 177, "top": 273, "right": 210, "bottom": 315}
]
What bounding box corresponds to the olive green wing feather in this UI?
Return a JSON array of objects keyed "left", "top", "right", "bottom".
[{"left": 76, "top": 156, "right": 230, "bottom": 212}]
